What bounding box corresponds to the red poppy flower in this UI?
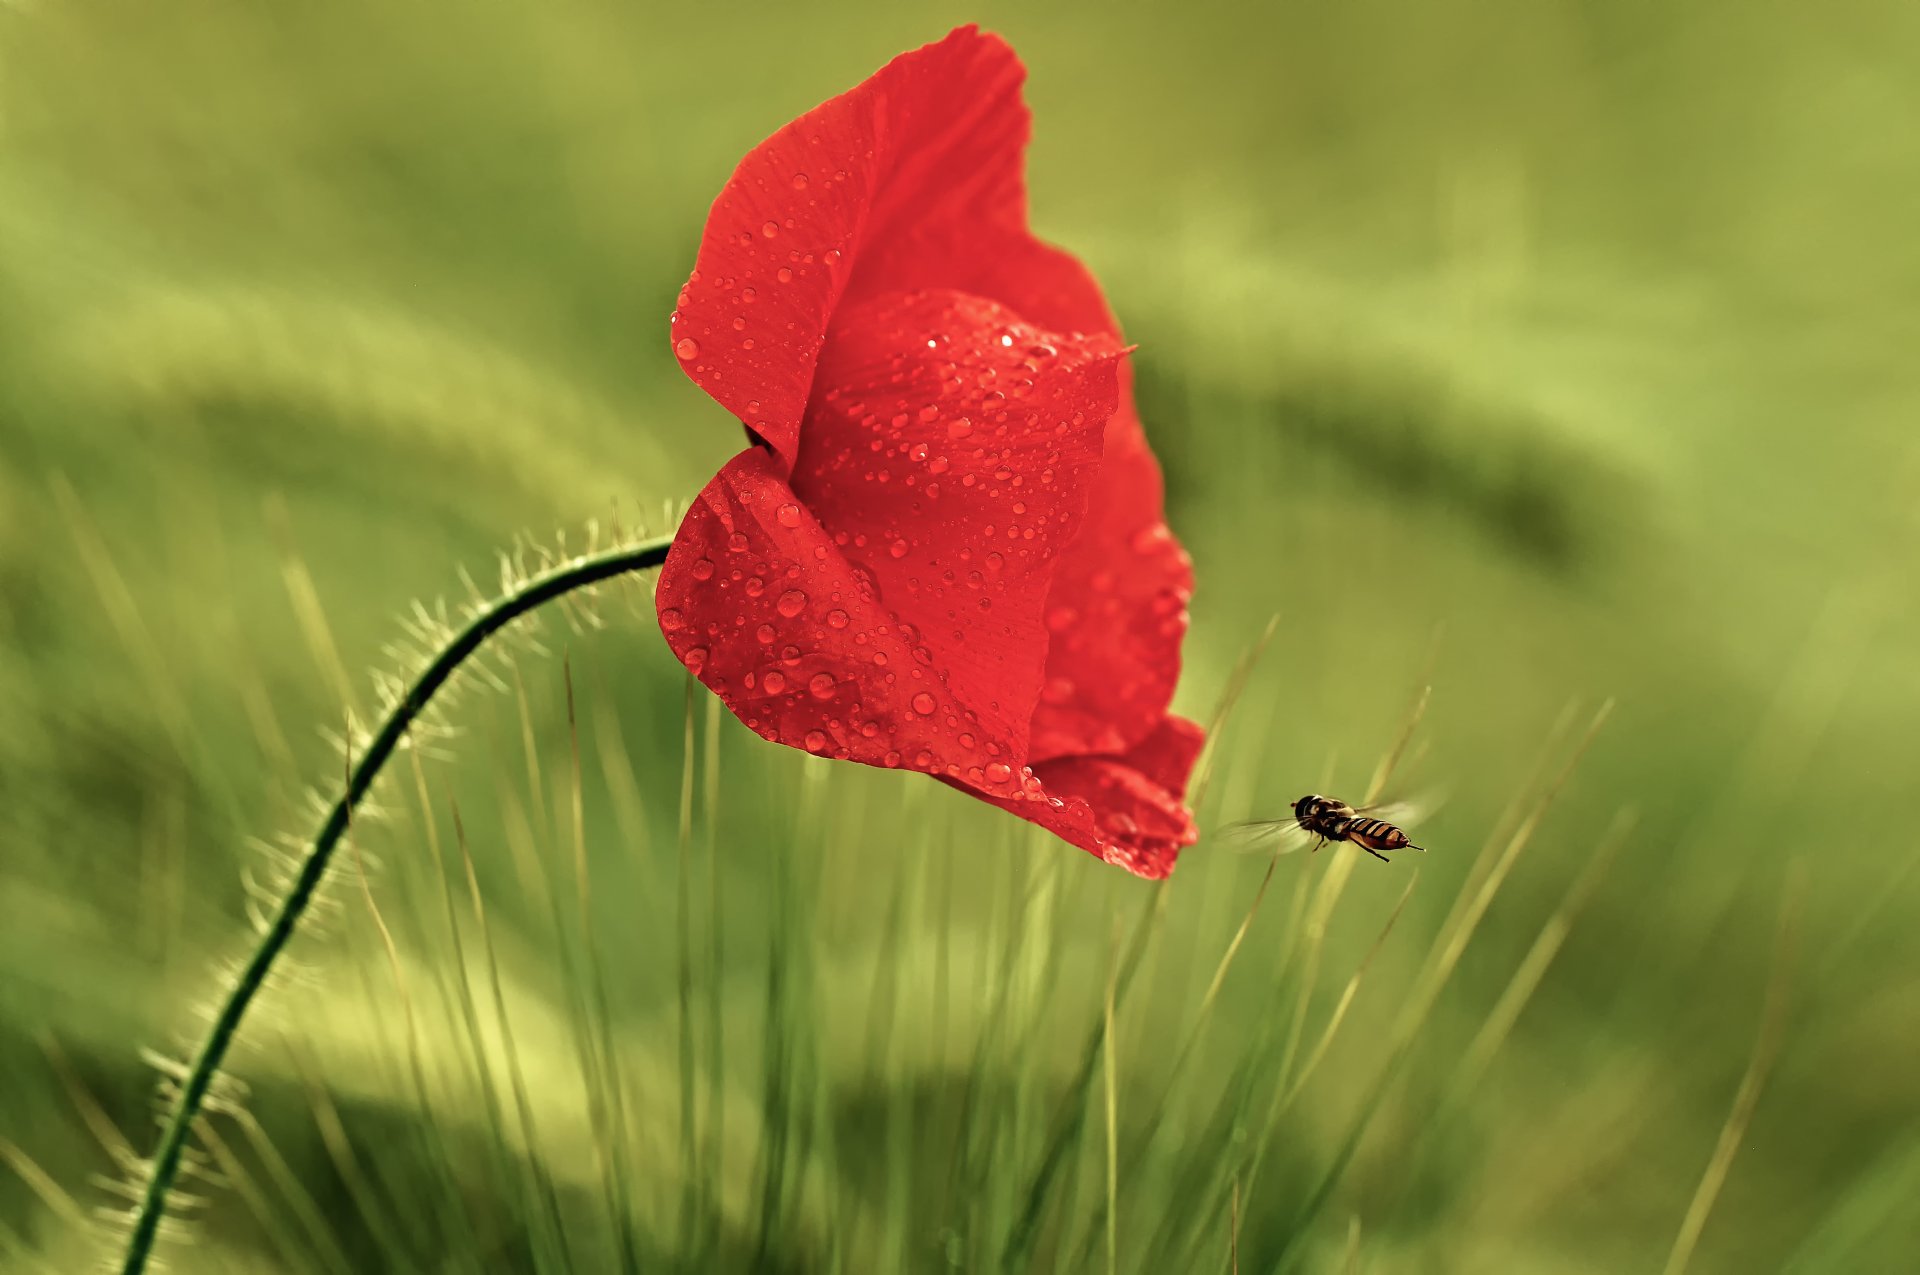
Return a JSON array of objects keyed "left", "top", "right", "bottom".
[{"left": 656, "top": 26, "right": 1202, "bottom": 877}]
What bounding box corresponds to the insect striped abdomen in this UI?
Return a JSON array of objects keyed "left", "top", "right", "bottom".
[{"left": 1346, "top": 818, "right": 1409, "bottom": 851}]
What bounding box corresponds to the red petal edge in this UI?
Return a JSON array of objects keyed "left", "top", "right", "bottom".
[{"left": 971, "top": 715, "right": 1205, "bottom": 879}]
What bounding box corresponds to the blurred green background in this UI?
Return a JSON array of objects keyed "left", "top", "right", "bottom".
[{"left": 3, "top": 1, "right": 1918, "bottom": 1271}]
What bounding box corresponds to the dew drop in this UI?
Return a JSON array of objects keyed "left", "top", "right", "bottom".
[
  {"left": 727, "top": 532, "right": 749, "bottom": 553},
  {"left": 985, "top": 762, "right": 1012, "bottom": 785},
  {"left": 762, "top": 669, "right": 787, "bottom": 694},
  {"left": 761, "top": 220, "right": 779, "bottom": 238},
  {"left": 911, "top": 692, "right": 936, "bottom": 715},
  {"left": 756, "top": 623, "right": 776, "bottom": 644},
  {"left": 777, "top": 503, "right": 802, "bottom": 527},
  {"left": 661, "top": 608, "right": 685, "bottom": 631},
  {"left": 777, "top": 589, "right": 807, "bottom": 618},
  {"left": 808, "top": 672, "right": 836, "bottom": 699},
  {"left": 684, "top": 647, "right": 709, "bottom": 675},
  {"left": 826, "top": 608, "right": 850, "bottom": 629},
  {"left": 691, "top": 558, "right": 715, "bottom": 581},
  {"left": 804, "top": 729, "right": 828, "bottom": 752},
  {"left": 889, "top": 539, "right": 909, "bottom": 559},
  {"left": 791, "top": 173, "right": 809, "bottom": 190},
  {"left": 946, "top": 418, "right": 972, "bottom": 439},
  {"left": 675, "top": 337, "right": 700, "bottom": 360},
  {"left": 777, "top": 266, "right": 794, "bottom": 283}
]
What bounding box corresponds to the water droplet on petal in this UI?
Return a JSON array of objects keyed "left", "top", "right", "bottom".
[
  {"left": 691, "top": 558, "right": 715, "bottom": 581},
  {"left": 889, "top": 539, "right": 909, "bottom": 559},
  {"left": 911, "top": 692, "right": 936, "bottom": 715},
  {"left": 684, "top": 647, "right": 709, "bottom": 675},
  {"left": 804, "top": 729, "right": 828, "bottom": 752},
  {"left": 777, "top": 266, "right": 794, "bottom": 283},
  {"left": 985, "top": 762, "right": 1012, "bottom": 785},
  {"left": 661, "top": 608, "right": 685, "bottom": 631},
  {"left": 791, "top": 173, "right": 809, "bottom": 190},
  {"left": 777, "top": 589, "right": 807, "bottom": 617},
  {"left": 756, "top": 623, "right": 776, "bottom": 644},
  {"left": 777, "top": 503, "right": 802, "bottom": 527},
  {"left": 761, "top": 221, "right": 779, "bottom": 238},
  {"left": 808, "top": 672, "right": 836, "bottom": 699},
  {"left": 675, "top": 337, "right": 700, "bottom": 360},
  {"left": 826, "top": 608, "right": 849, "bottom": 629},
  {"left": 762, "top": 669, "right": 787, "bottom": 694}
]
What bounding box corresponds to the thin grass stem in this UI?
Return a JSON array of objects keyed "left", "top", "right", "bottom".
[{"left": 1661, "top": 866, "right": 1804, "bottom": 1275}]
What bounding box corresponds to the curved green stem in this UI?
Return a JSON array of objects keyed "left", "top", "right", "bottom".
[{"left": 120, "top": 535, "right": 674, "bottom": 1275}]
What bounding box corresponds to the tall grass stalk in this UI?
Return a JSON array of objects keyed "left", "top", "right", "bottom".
[
  {"left": 1268, "top": 700, "right": 1615, "bottom": 1269},
  {"left": 1661, "top": 867, "right": 1804, "bottom": 1275},
  {"left": 115, "top": 536, "right": 672, "bottom": 1275}
]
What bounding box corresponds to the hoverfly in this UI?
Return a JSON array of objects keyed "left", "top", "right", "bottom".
[{"left": 1220, "top": 793, "right": 1432, "bottom": 862}]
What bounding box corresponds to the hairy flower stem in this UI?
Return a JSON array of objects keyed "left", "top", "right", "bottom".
[{"left": 120, "top": 536, "right": 674, "bottom": 1275}]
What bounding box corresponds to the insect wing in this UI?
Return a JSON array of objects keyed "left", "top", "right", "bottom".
[
  {"left": 1215, "top": 818, "right": 1315, "bottom": 855},
  {"left": 1353, "top": 787, "right": 1447, "bottom": 831}
]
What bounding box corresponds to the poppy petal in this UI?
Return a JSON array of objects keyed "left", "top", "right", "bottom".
[
  {"left": 788, "top": 287, "right": 1125, "bottom": 762},
  {"left": 1028, "top": 390, "right": 1194, "bottom": 761},
  {"left": 974, "top": 715, "right": 1206, "bottom": 879},
  {"left": 669, "top": 26, "right": 1030, "bottom": 466},
  {"left": 860, "top": 207, "right": 1195, "bottom": 766},
  {"left": 656, "top": 286, "right": 1125, "bottom": 798},
  {"left": 658, "top": 446, "right": 1026, "bottom": 798},
  {"left": 663, "top": 24, "right": 1203, "bottom": 874}
]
